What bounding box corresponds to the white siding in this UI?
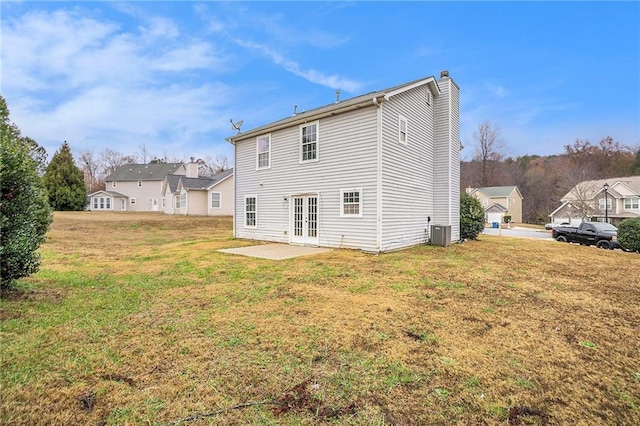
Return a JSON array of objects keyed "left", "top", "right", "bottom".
[
  {"left": 433, "top": 77, "right": 461, "bottom": 241},
  {"left": 380, "top": 85, "right": 435, "bottom": 251},
  {"left": 233, "top": 107, "right": 380, "bottom": 250}
]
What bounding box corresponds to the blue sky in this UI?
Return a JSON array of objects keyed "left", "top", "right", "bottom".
[{"left": 2, "top": 1, "right": 639, "bottom": 164}]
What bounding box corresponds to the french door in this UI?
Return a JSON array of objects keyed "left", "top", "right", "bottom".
[{"left": 290, "top": 195, "right": 319, "bottom": 245}]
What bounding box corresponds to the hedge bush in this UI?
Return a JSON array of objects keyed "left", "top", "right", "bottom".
[
  {"left": 617, "top": 217, "right": 640, "bottom": 253},
  {"left": 460, "top": 192, "right": 485, "bottom": 240}
]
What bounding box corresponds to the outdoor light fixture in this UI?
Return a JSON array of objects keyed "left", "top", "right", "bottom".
[{"left": 603, "top": 183, "right": 609, "bottom": 223}]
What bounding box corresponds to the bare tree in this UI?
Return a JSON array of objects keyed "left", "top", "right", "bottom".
[
  {"left": 472, "top": 121, "right": 505, "bottom": 187},
  {"left": 100, "top": 149, "right": 137, "bottom": 178},
  {"left": 199, "top": 154, "right": 231, "bottom": 177},
  {"left": 138, "top": 144, "right": 151, "bottom": 164},
  {"left": 77, "top": 149, "right": 102, "bottom": 192}
]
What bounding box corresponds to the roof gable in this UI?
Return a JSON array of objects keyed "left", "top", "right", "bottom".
[
  {"left": 561, "top": 176, "right": 640, "bottom": 200},
  {"left": 473, "top": 186, "right": 520, "bottom": 198}
]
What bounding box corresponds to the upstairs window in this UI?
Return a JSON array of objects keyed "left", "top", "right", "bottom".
[
  {"left": 624, "top": 197, "right": 639, "bottom": 209},
  {"left": 138, "top": 180, "right": 143, "bottom": 187},
  {"left": 398, "top": 116, "right": 408, "bottom": 145},
  {"left": 112, "top": 181, "right": 117, "bottom": 188},
  {"left": 257, "top": 134, "right": 271, "bottom": 169},
  {"left": 300, "top": 122, "right": 318, "bottom": 162},
  {"left": 599, "top": 198, "right": 612, "bottom": 210}
]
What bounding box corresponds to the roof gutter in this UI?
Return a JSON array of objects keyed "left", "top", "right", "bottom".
[{"left": 227, "top": 95, "right": 387, "bottom": 144}]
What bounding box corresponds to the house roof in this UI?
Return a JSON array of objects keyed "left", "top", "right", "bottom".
[
  {"left": 471, "top": 186, "right": 521, "bottom": 198},
  {"left": 561, "top": 176, "right": 640, "bottom": 200},
  {"left": 226, "top": 76, "right": 441, "bottom": 143},
  {"left": 166, "top": 168, "right": 233, "bottom": 193},
  {"left": 485, "top": 203, "right": 508, "bottom": 213},
  {"left": 88, "top": 190, "right": 128, "bottom": 198},
  {"left": 106, "top": 163, "right": 183, "bottom": 181}
]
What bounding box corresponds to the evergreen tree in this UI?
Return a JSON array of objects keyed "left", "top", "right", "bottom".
[
  {"left": 460, "top": 192, "right": 485, "bottom": 240},
  {"left": 43, "top": 141, "right": 87, "bottom": 211},
  {"left": 0, "top": 95, "right": 52, "bottom": 290}
]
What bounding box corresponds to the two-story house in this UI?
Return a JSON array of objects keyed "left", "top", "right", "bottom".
[
  {"left": 467, "top": 186, "right": 523, "bottom": 224},
  {"left": 162, "top": 168, "right": 234, "bottom": 216},
  {"left": 88, "top": 162, "right": 196, "bottom": 212},
  {"left": 226, "top": 71, "right": 460, "bottom": 252},
  {"left": 549, "top": 176, "right": 640, "bottom": 226}
]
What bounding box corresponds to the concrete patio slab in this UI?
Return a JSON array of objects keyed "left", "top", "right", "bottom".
[{"left": 218, "top": 243, "right": 332, "bottom": 260}]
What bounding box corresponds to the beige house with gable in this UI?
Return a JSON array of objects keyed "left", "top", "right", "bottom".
[
  {"left": 467, "top": 186, "right": 523, "bottom": 224},
  {"left": 549, "top": 176, "right": 640, "bottom": 226}
]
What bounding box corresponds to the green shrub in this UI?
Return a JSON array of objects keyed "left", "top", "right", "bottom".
[
  {"left": 503, "top": 215, "right": 512, "bottom": 223},
  {"left": 460, "top": 192, "right": 485, "bottom": 240},
  {"left": 1, "top": 96, "right": 52, "bottom": 290},
  {"left": 617, "top": 217, "right": 640, "bottom": 252}
]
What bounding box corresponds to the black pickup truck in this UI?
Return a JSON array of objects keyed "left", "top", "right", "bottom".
[{"left": 551, "top": 222, "right": 621, "bottom": 249}]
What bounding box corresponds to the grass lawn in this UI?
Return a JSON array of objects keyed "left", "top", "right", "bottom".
[{"left": 1, "top": 212, "right": 639, "bottom": 425}]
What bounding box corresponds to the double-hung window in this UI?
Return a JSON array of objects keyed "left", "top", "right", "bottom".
[
  {"left": 624, "top": 197, "right": 639, "bottom": 209},
  {"left": 105, "top": 197, "right": 111, "bottom": 209},
  {"left": 257, "top": 134, "right": 271, "bottom": 169},
  {"left": 599, "top": 198, "right": 612, "bottom": 210},
  {"left": 245, "top": 196, "right": 257, "bottom": 228},
  {"left": 138, "top": 180, "right": 143, "bottom": 187},
  {"left": 340, "top": 189, "right": 362, "bottom": 217},
  {"left": 300, "top": 122, "right": 318, "bottom": 162},
  {"left": 211, "top": 192, "right": 221, "bottom": 209},
  {"left": 398, "top": 115, "right": 408, "bottom": 145},
  {"left": 180, "top": 192, "right": 187, "bottom": 209}
]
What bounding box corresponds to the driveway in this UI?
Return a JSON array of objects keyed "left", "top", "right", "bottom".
[{"left": 482, "top": 226, "right": 553, "bottom": 240}]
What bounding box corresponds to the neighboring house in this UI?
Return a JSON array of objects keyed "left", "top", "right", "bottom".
[
  {"left": 467, "top": 186, "right": 523, "bottom": 223},
  {"left": 88, "top": 162, "right": 194, "bottom": 212},
  {"left": 163, "top": 168, "right": 234, "bottom": 216},
  {"left": 226, "top": 71, "right": 460, "bottom": 252},
  {"left": 549, "top": 176, "right": 640, "bottom": 226}
]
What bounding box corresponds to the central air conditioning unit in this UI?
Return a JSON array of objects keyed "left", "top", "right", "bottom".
[{"left": 430, "top": 225, "right": 451, "bottom": 247}]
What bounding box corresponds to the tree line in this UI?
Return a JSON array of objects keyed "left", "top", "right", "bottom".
[{"left": 462, "top": 121, "right": 640, "bottom": 223}]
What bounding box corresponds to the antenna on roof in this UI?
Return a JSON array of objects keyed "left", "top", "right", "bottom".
[
  {"left": 292, "top": 105, "right": 298, "bottom": 116},
  {"left": 335, "top": 90, "right": 341, "bottom": 103},
  {"left": 230, "top": 119, "right": 243, "bottom": 134}
]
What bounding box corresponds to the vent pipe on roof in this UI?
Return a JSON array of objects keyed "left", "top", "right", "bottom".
[
  {"left": 292, "top": 105, "right": 297, "bottom": 116},
  {"left": 335, "top": 90, "right": 341, "bottom": 103},
  {"left": 440, "top": 70, "right": 449, "bottom": 78}
]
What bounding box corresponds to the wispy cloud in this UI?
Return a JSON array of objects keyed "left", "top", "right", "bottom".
[
  {"left": 195, "top": 3, "right": 362, "bottom": 93},
  {"left": 232, "top": 38, "right": 363, "bottom": 92},
  {"left": 1, "top": 6, "right": 235, "bottom": 158}
]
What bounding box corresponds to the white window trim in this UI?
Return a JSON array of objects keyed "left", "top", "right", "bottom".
[
  {"left": 256, "top": 134, "right": 271, "bottom": 170},
  {"left": 599, "top": 198, "right": 612, "bottom": 210},
  {"left": 398, "top": 115, "right": 408, "bottom": 145},
  {"left": 130, "top": 197, "right": 137, "bottom": 205},
  {"left": 138, "top": 180, "right": 143, "bottom": 187},
  {"left": 244, "top": 195, "right": 257, "bottom": 228},
  {"left": 180, "top": 191, "right": 187, "bottom": 209},
  {"left": 299, "top": 121, "right": 319, "bottom": 164},
  {"left": 211, "top": 192, "right": 222, "bottom": 209},
  {"left": 624, "top": 197, "right": 639, "bottom": 209},
  {"left": 112, "top": 181, "right": 117, "bottom": 188},
  {"left": 340, "top": 188, "right": 363, "bottom": 218}
]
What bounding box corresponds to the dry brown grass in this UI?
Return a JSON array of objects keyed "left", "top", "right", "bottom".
[{"left": 1, "top": 212, "right": 639, "bottom": 425}]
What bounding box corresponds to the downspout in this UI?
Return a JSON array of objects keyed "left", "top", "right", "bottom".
[{"left": 373, "top": 96, "right": 383, "bottom": 252}]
